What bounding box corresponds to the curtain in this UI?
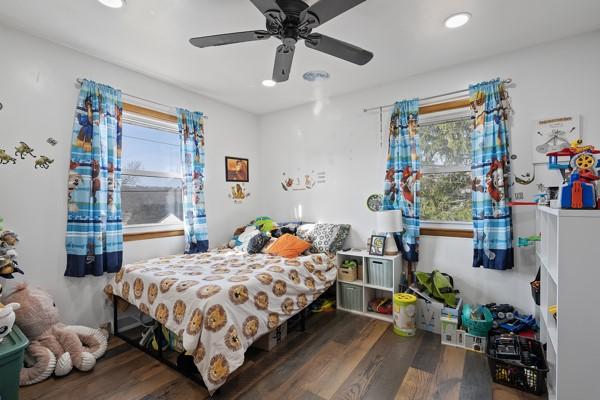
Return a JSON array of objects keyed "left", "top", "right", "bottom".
[
  {"left": 470, "top": 79, "right": 513, "bottom": 270},
  {"left": 177, "top": 108, "right": 209, "bottom": 253},
  {"left": 65, "top": 79, "right": 123, "bottom": 277},
  {"left": 383, "top": 99, "right": 420, "bottom": 261}
]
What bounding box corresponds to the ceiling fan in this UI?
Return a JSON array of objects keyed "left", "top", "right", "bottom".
[{"left": 189, "top": 0, "right": 373, "bottom": 83}]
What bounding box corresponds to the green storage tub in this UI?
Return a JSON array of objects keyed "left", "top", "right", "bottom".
[{"left": 0, "top": 325, "right": 28, "bottom": 400}]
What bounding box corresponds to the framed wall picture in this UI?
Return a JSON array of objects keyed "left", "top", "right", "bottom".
[
  {"left": 369, "top": 235, "right": 386, "bottom": 256},
  {"left": 225, "top": 156, "right": 249, "bottom": 182}
]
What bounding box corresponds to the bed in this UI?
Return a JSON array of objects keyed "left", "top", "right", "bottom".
[{"left": 106, "top": 247, "right": 337, "bottom": 394}]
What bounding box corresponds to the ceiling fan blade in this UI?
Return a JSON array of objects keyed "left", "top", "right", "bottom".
[
  {"left": 304, "top": 0, "right": 367, "bottom": 27},
  {"left": 272, "top": 44, "right": 295, "bottom": 82},
  {"left": 249, "top": 0, "right": 283, "bottom": 14},
  {"left": 305, "top": 34, "right": 373, "bottom": 65},
  {"left": 249, "top": 0, "right": 285, "bottom": 23},
  {"left": 189, "top": 30, "right": 271, "bottom": 48}
]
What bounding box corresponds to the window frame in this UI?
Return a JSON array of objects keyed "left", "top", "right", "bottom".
[
  {"left": 121, "top": 103, "right": 185, "bottom": 241},
  {"left": 416, "top": 98, "right": 474, "bottom": 237}
]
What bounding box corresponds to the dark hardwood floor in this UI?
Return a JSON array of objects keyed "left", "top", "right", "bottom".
[{"left": 20, "top": 311, "right": 544, "bottom": 400}]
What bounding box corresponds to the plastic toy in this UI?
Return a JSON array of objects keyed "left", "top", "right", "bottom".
[
  {"left": 499, "top": 312, "right": 539, "bottom": 333},
  {"left": 462, "top": 304, "right": 494, "bottom": 337},
  {"left": 0, "top": 298, "right": 20, "bottom": 343},
  {"left": 548, "top": 305, "right": 557, "bottom": 321},
  {"left": 368, "top": 297, "right": 393, "bottom": 315},
  {"left": 517, "top": 235, "right": 541, "bottom": 247},
  {"left": 547, "top": 139, "right": 600, "bottom": 209},
  {"left": 492, "top": 335, "right": 521, "bottom": 360}
]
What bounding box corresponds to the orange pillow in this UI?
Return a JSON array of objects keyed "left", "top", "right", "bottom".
[{"left": 267, "top": 234, "right": 311, "bottom": 258}]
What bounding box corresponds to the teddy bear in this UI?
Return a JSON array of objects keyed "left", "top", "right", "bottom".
[{"left": 4, "top": 284, "right": 108, "bottom": 385}]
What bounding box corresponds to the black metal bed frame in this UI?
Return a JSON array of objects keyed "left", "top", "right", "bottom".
[{"left": 112, "top": 295, "right": 308, "bottom": 391}]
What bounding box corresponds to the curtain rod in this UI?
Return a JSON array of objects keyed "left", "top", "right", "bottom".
[
  {"left": 362, "top": 78, "right": 512, "bottom": 113},
  {"left": 75, "top": 78, "right": 208, "bottom": 119}
]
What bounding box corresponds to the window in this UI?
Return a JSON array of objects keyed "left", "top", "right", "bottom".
[
  {"left": 419, "top": 110, "right": 472, "bottom": 224},
  {"left": 121, "top": 110, "right": 183, "bottom": 233}
]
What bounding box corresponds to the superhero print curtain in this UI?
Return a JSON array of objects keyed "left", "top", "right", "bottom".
[
  {"left": 65, "top": 79, "right": 123, "bottom": 277},
  {"left": 470, "top": 79, "right": 514, "bottom": 270},
  {"left": 383, "top": 99, "right": 420, "bottom": 262}
]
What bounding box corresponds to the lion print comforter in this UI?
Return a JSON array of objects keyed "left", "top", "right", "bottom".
[{"left": 106, "top": 248, "right": 336, "bottom": 393}]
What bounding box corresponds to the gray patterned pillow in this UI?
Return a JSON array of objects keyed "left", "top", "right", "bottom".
[
  {"left": 296, "top": 224, "right": 316, "bottom": 241},
  {"left": 331, "top": 224, "right": 351, "bottom": 252},
  {"left": 309, "top": 223, "right": 351, "bottom": 253}
]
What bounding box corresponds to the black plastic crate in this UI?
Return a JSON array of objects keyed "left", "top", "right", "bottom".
[{"left": 486, "top": 335, "right": 548, "bottom": 395}]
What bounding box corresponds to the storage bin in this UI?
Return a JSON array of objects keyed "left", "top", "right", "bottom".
[
  {"left": 487, "top": 335, "right": 548, "bottom": 395},
  {"left": 0, "top": 325, "right": 29, "bottom": 400},
  {"left": 415, "top": 298, "right": 442, "bottom": 334},
  {"left": 367, "top": 258, "right": 393, "bottom": 288},
  {"left": 338, "top": 265, "right": 358, "bottom": 282},
  {"left": 393, "top": 293, "right": 417, "bottom": 336},
  {"left": 339, "top": 282, "right": 363, "bottom": 311}
]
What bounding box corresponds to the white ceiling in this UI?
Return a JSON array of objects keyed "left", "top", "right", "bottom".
[{"left": 1, "top": 0, "right": 600, "bottom": 114}]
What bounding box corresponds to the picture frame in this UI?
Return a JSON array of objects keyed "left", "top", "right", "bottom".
[
  {"left": 369, "top": 235, "right": 386, "bottom": 256},
  {"left": 225, "top": 156, "right": 249, "bottom": 182}
]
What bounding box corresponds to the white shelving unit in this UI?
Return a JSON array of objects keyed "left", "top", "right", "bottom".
[
  {"left": 335, "top": 250, "right": 401, "bottom": 323},
  {"left": 536, "top": 206, "right": 600, "bottom": 400}
]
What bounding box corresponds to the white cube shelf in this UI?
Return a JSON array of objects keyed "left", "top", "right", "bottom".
[
  {"left": 335, "top": 250, "right": 401, "bottom": 323},
  {"left": 536, "top": 206, "right": 600, "bottom": 399}
]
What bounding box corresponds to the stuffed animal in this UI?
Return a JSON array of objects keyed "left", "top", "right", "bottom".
[
  {"left": 0, "top": 229, "right": 24, "bottom": 278},
  {"left": 4, "top": 284, "right": 108, "bottom": 385}
]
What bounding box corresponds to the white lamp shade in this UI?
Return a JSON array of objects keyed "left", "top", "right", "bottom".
[{"left": 376, "top": 210, "right": 403, "bottom": 233}]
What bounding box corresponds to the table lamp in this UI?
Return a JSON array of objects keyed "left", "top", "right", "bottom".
[{"left": 376, "top": 210, "right": 403, "bottom": 255}]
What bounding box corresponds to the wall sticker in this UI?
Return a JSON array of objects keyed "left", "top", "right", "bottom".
[
  {"left": 281, "top": 170, "right": 326, "bottom": 191},
  {"left": 228, "top": 183, "right": 251, "bottom": 204}
]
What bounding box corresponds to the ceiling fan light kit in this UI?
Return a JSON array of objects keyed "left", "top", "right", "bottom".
[{"left": 189, "top": 0, "right": 373, "bottom": 83}]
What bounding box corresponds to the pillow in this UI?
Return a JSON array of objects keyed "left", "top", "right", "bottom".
[
  {"left": 330, "top": 224, "right": 351, "bottom": 252},
  {"left": 260, "top": 237, "right": 278, "bottom": 254},
  {"left": 309, "top": 223, "right": 351, "bottom": 253},
  {"left": 247, "top": 233, "right": 271, "bottom": 254},
  {"left": 296, "top": 223, "right": 316, "bottom": 241},
  {"left": 267, "top": 234, "right": 311, "bottom": 258}
]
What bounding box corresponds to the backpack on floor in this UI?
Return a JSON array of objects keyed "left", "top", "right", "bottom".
[{"left": 415, "top": 270, "right": 459, "bottom": 307}]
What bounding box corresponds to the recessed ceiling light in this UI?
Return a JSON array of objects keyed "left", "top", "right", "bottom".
[
  {"left": 98, "top": 0, "right": 125, "bottom": 9},
  {"left": 303, "top": 70, "right": 330, "bottom": 82},
  {"left": 444, "top": 12, "right": 471, "bottom": 29},
  {"left": 262, "top": 79, "right": 276, "bottom": 87}
]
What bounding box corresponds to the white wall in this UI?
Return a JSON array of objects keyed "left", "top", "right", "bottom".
[
  {"left": 258, "top": 30, "right": 600, "bottom": 314},
  {"left": 0, "top": 24, "right": 262, "bottom": 326}
]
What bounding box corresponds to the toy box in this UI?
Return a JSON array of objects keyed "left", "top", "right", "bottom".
[{"left": 416, "top": 298, "right": 442, "bottom": 334}]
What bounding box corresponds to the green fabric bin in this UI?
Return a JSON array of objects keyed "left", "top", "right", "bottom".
[{"left": 0, "top": 325, "right": 28, "bottom": 400}]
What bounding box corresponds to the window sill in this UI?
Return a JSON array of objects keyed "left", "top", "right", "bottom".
[
  {"left": 124, "top": 229, "right": 184, "bottom": 242},
  {"left": 420, "top": 227, "right": 472, "bottom": 238},
  {"left": 420, "top": 221, "right": 472, "bottom": 238}
]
